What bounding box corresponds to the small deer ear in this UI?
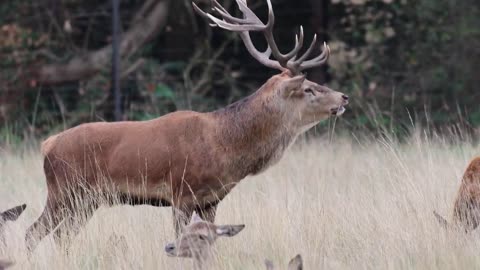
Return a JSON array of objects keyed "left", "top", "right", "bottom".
[
  {"left": 189, "top": 212, "right": 203, "bottom": 224},
  {"left": 0, "top": 204, "right": 26, "bottom": 222},
  {"left": 281, "top": 75, "right": 306, "bottom": 97},
  {"left": 215, "top": 224, "right": 245, "bottom": 237},
  {"left": 288, "top": 254, "right": 303, "bottom": 270},
  {"left": 433, "top": 211, "right": 449, "bottom": 229}
]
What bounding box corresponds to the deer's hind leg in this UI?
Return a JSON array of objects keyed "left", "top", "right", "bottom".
[
  {"left": 26, "top": 157, "right": 99, "bottom": 252},
  {"left": 53, "top": 189, "right": 100, "bottom": 249},
  {"left": 26, "top": 186, "right": 99, "bottom": 252},
  {"left": 25, "top": 184, "right": 66, "bottom": 252}
]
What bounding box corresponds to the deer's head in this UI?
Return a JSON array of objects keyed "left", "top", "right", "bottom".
[
  {"left": 265, "top": 254, "right": 304, "bottom": 270},
  {"left": 194, "top": 0, "right": 349, "bottom": 129},
  {"left": 164, "top": 212, "right": 245, "bottom": 259}
]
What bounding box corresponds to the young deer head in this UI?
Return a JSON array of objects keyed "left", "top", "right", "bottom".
[
  {"left": 265, "top": 254, "right": 303, "bottom": 270},
  {"left": 193, "top": 0, "right": 349, "bottom": 126},
  {"left": 164, "top": 212, "right": 245, "bottom": 269},
  {"left": 434, "top": 157, "right": 480, "bottom": 232}
]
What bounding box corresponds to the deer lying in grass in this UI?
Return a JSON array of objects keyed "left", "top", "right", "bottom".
[
  {"left": 164, "top": 212, "right": 245, "bottom": 270},
  {"left": 26, "top": 0, "right": 349, "bottom": 251},
  {"left": 434, "top": 157, "right": 480, "bottom": 232},
  {"left": 265, "top": 254, "right": 303, "bottom": 270}
]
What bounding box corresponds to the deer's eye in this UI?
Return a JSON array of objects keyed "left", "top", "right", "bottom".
[{"left": 304, "top": 88, "right": 315, "bottom": 96}]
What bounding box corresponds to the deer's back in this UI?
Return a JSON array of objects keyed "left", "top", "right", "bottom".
[{"left": 42, "top": 111, "right": 231, "bottom": 204}]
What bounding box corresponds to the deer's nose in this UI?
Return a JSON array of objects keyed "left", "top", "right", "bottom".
[
  {"left": 342, "top": 95, "right": 349, "bottom": 101},
  {"left": 164, "top": 243, "right": 175, "bottom": 253}
]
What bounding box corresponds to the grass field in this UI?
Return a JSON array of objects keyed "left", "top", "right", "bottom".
[{"left": 1, "top": 132, "right": 480, "bottom": 269}]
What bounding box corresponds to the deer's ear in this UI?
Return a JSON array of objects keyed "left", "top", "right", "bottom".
[
  {"left": 215, "top": 224, "right": 245, "bottom": 237},
  {"left": 189, "top": 212, "right": 203, "bottom": 224},
  {"left": 0, "top": 204, "right": 26, "bottom": 222},
  {"left": 280, "top": 75, "right": 306, "bottom": 97},
  {"left": 288, "top": 254, "right": 303, "bottom": 270},
  {"left": 433, "top": 211, "right": 449, "bottom": 229}
]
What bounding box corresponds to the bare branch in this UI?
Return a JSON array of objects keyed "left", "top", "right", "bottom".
[{"left": 31, "top": 0, "right": 171, "bottom": 85}]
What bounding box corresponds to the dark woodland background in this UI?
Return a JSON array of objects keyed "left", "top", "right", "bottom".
[{"left": 0, "top": 0, "right": 479, "bottom": 143}]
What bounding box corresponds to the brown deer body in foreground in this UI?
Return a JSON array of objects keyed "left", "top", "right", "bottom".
[
  {"left": 26, "top": 0, "right": 349, "bottom": 250},
  {"left": 434, "top": 157, "right": 480, "bottom": 231},
  {"left": 164, "top": 212, "right": 245, "bottom": 269}
]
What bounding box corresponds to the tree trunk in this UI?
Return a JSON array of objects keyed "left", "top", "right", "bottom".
[{"left": 308, "top": 0, "right": 329, "bottom": 84}]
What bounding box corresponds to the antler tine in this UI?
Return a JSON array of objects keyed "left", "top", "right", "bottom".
[
  {"left": 193, "top": 0, "right": 331, "bottom": 74},
  {"left": 235, "top": 0, "right": 264, "bottom": 25},
  {"left": 211, "top": 0, "right": 264, "bottom": 26},
  {"left": 211, "top": 0, "right": 228, "bottom": 14},
  {"left": 261, "top": 1, "right": 304, "bottom": 66},
  {"left": 207, "top": 15, "right": 267, "bottom": 31},
  {"left": 193, "top": 0, "right": 283, "bottom": 70},
  {"left": 212, "top": 7, "right": 252, "bottom": 24},
  {"left": 293, "top": 34, "right": 317, "bottom": 64},
  {"left": 298, "top": 42, "right": 330, "bottom": 71},
  {"left": 239, "top": 31, "right": 281, "bottom": 69},
  {"left": 289, "top": 26, "right": 305, "bottom": 59}
]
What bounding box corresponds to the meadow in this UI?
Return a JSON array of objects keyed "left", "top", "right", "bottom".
[{"left": 1, "top": 131, "right": 480, "bottom": 269}]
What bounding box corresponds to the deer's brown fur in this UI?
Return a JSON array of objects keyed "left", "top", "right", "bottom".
[
  {"left": 434, "top": 157, "right": 480, "bottom": 231},
  {"left": 26, "top": 0, "right": 349, "bottom": 251}
]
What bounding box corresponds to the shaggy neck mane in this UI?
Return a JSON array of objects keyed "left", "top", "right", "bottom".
[{"left": 211, "top": 78, "right": 296, "bottom": 176}]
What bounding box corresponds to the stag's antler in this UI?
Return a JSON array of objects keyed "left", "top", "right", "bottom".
[{"left": 193, "top": 0, "right": 330, "bottom": 75}]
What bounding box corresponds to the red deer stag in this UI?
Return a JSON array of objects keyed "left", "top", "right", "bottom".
[
  {"left": 164, "top": 212, "right": 244, "bottom": 269},
  {"left": 26, "top": 0, "right": 349, "bottom": 251},
  {"left": 434, "top": 157, "right": 480, "bottom": 232}
]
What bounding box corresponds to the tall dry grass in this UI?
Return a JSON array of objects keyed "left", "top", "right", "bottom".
[{"left": 0, "top": 132, "right": 479, "bottom": 269}]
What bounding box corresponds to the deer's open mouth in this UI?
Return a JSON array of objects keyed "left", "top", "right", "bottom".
[{"left": 331, "top": 106, "right": 346, "bottom": 116}]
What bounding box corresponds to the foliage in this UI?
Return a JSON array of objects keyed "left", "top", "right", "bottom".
[{"left": 0, "top": 0, "right": 479, "bottom": 142}]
